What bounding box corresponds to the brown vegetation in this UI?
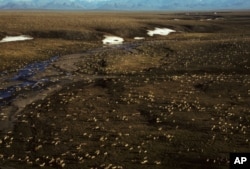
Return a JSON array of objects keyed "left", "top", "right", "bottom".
[{"left": 0, "top": 11, "right": 250, "bottom": 72}]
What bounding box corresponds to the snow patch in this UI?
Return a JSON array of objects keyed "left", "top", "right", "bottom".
[
  {"left": 134, "top": 37, "right": 145, "bottom": 40},
  {"left": 102, "top": 35, "right": 124, "bottom": 45},
  {"left": 0, "top": 35, "right": 33, "bottom": 43},
  {"left": 147, "top": 28, "right": 176, "bottom": 37}
]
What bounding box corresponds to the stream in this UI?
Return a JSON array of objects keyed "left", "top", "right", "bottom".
[
  {"left": 0, "top": 42, "right": 140, "bottom": 132},
  {"left": 0, "top": 56, "right": 58, "bottom": 106}
]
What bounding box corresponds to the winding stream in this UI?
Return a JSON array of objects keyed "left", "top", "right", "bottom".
[
  {"left": 0, "top": 56, "right": 58, "bottom": 106},
  {"left": 0, "top": 42, "right": 140, "bottom": 132}
]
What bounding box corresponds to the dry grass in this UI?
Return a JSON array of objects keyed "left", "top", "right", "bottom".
[{"left": 1, "top": 11, "right": 250, "bottom": 72}]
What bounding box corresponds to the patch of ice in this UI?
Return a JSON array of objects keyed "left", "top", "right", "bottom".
[
  {"left": 0, "top": 35, "right": 33, "bottom": 43},
  {"left": 147, "top": 28, "right": 176, "bottom": 37},
  {"left": 134, "top": 37, "right": 145, "bottom": 40},
  {"left": 102, "top": 35, "right": 124, "bottom": 45}
]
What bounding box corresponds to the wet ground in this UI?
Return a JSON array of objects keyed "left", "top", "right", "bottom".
[{"left": 0, "top": 12, "right": 250, "bottom": 169}]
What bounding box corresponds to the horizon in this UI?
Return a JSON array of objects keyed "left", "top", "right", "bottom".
[{"left": 0, "top": 0, "right": 250, "bottom": 11}]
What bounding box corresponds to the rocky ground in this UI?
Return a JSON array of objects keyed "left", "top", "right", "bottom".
[{"left": 0, "top": 11, "right": 250, "bottom": 169}]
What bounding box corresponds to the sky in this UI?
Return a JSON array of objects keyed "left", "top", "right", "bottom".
[{"left": 0, "top": 0, "right": 250, "bottom": 10}]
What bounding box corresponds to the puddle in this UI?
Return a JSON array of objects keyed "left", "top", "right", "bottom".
[
  {"left": 0, "top": 56, "right": 58, "bottom": 106},
  {"left": 147, "top": 28, "right": 176, "bottom": 36},
  {"left": 0, "top": 35, "right": 33, "bottom": 43},
  {"left": 102, "top": 35, "right": 124, "bottom": 45}
]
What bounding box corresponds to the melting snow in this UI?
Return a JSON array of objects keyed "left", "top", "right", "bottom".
[
  {"left": 0, "top": 35, "right": 33, "bottom": 43},
  {"left": 147, "top": 28, "right": 176, "bottom": 37},
  {"left": 102, "top": 35, "right": 124, "bottom": 45}
]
